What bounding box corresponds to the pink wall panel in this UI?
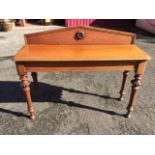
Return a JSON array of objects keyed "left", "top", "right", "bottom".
[
  {"left": 65, "top": 19, "right": 136, "bottom": 27},
  {"left": 66, "top": 19, "right": 96, "bottom": 27}
]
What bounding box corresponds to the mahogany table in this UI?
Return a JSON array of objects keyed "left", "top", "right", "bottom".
[{"left": 13, "top": 26, "right": 151, "bottom": 120}]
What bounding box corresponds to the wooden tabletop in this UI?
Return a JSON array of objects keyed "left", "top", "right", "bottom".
[{"left": 14, "top": 44, "right": 151, "bottom": 62}]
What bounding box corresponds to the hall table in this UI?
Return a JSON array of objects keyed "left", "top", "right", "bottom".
[{"left": 13, "top": 26, "right": 151, "bottom": 120}]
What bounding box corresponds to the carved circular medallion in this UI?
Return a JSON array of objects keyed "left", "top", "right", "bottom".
[{"left": 75, "top": 31, "right": 85, "bottom": 40}]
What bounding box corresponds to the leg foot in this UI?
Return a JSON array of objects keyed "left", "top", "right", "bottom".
[
  {"left": 126, "top": 112, "right": 131, "bottom": 118},
  {"left": 126, "top": 74, "right": 142, "bottom": 118},
  {"left": 30, "top": 112, "right": 35, "bottom": 120},
  {"left": 119, "top": 71, "right": 129, "bottom": 101},
  {"left": 126, "top": 109, "right": 133, "bottom": 118},
  {"left": 119, "top": 97, "right": 124, "bottom": 101}
]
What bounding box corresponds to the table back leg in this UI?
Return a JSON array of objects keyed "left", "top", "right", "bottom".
[
  {"left": 119, "top": 71, "right": 130, "bottom": 101},
  {"left": 31, "top": 72, "right": 40, "bottom": 100}
]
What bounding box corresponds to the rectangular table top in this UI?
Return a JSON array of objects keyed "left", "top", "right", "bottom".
[{"left": 14, "top": 44, "right": 151, "bottom": 62}]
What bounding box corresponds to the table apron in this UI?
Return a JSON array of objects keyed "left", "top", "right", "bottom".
[{"left": 19, "top": 61, "right": 138, "bottom": 72}]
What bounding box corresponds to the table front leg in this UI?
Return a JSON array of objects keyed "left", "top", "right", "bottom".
[
  {"left": 126, "top": 74, "right": 142, "bottom": 118},
  {"left": 119, "top": 71, "right": 130, "bottom": 101},
  {"left": 126, "top": 61, "right": 147, "bottom": 118},
  {"left": 20, "top": 73, "right": 35, "bottom": 120}
]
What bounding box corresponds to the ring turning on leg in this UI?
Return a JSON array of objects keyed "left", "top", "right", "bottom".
[
  {"left": 126, "top": 74, "right": 142, "bottom": 118},
  {"left": 20, "top": 74, "right": 35, "bottom": 120}
]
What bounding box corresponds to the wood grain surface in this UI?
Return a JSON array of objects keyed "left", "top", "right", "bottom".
[{"left": 14, "top": 45, "right": 151, "bottom": 62}]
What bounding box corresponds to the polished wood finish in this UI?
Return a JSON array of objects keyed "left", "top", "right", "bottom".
[
  {"left": 13, "top": 26, "right": 151, "bottom": 119},
  {"left": 14, "top": 45, "right": 150, "bottom": 62},
  {"left": 24, "top": 61, "right": 136, "bottom": 72},
  {"left": 24, "top": 26, "right": 135, "bottom": 45}
]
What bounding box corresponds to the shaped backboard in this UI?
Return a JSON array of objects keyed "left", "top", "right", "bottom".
[{"left": 24, "top": 26, "right": 136, "bottom": 45}]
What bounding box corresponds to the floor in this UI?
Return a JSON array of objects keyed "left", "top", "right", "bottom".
[{"left": 0, "top": 25, "right": 155, "bottom": 134}]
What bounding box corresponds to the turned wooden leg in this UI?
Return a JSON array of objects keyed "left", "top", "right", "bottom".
[
  {"left": 20, "top": 74, "right": 35, "bottom": 120},
  {"left": 126, "top": 74, "right": 142, "bottom": 118},
  {"left": 119, "top": 71, "right": 130, "bottom": 101},
  {"left": 31, "top": 72, "right": 40, "bottom": 99}
]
